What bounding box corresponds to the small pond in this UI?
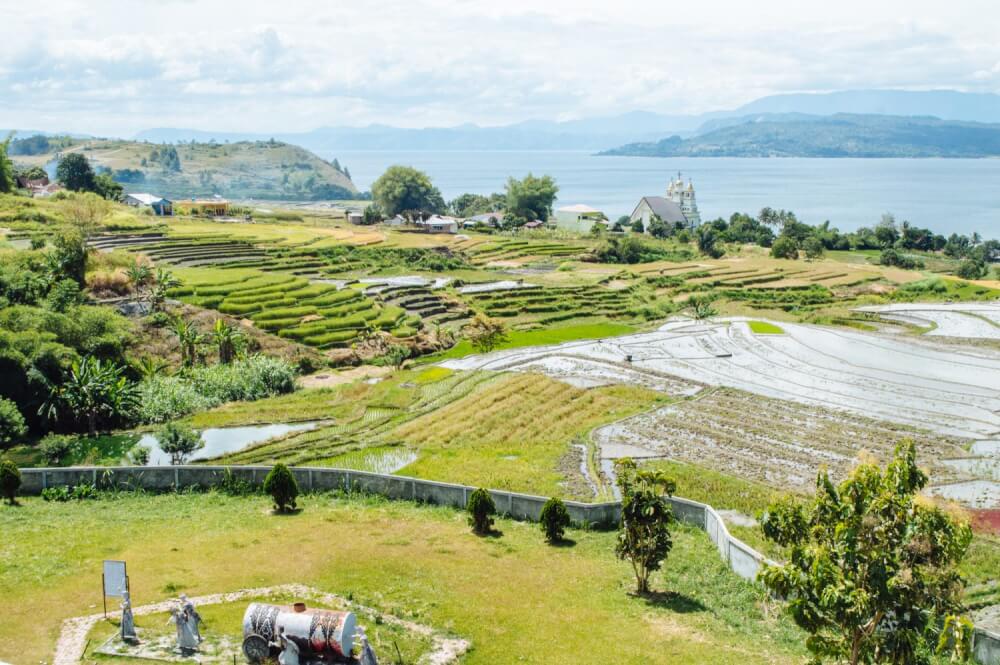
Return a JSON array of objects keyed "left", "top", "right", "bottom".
[{"left": 142, "top": 422, "right": 318, "bottom": 465}]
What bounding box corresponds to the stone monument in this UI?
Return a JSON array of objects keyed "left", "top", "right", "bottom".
[{"left": 120, "top": 591, "right": 138, "bottom": 645}]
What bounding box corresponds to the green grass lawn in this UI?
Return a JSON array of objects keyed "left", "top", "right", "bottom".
[
  {"left": 0, "top": 492, "right": 808, "bottom": 665},
  {"left": 420, "top": 321, "right": 638, "bottom": 362},
  {"left": 747, "top": 320, "right": 785, "bottom": 335}
]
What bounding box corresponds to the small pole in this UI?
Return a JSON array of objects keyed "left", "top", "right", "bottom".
[{"left": 102, "top": 573, "right": 107, "bottom": 619}]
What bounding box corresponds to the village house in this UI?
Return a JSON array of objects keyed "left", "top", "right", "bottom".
[
  {"left": 123, "top": 193, "right": 173, "bottom": 216},
  {"left": 15, "top": 175, "right": 63, "bottom": 198},
  {"left": 419, "top": 215, "right": 459, "bottom": 234},
  {"left": 554, "top": 204, "right": 607, "bottom": 232},
  {"left": 181, "top": 198, "right": 230, "bottom": 217}
]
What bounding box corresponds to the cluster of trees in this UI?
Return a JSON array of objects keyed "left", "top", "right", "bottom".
[
  {"left": 691, "top": 207, "right": 997, "bottom": 273},
  {"left": 55, "top": 153, "right": 123, "bottom": 200},
  {"left": 370, "top": 165, "right": 559, "bottom": 229},
  {"left": 148, "top": 145, "right": 181, "bottom": 172}
]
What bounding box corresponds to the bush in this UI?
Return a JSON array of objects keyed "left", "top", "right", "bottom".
[
  {"left": 39, "top": 433, "right": 75, "bottom": 466},
  {"left": 263, "top": 463, "right": 298, "bottom": 512},
  {"left": 467, "top": 487, "right": 496, "bottom": 535},
  {"left": 0, "top": 458, "right": 21, "bottom": 504},
  {"left": 770, "top": 237, "right": 799, "bottom": 259},
  {"left": 956, "top": 259, "right": 987, "bottom": 280},
  {"left": 0, "top": 398, "right": 27, "bottom": 450},
  {"left": 157, "top": 422, "right": 203, "bottom": 465},
  {"left": 41, "top": 483, "right": 99, "bottom": 502},
  {"left": 539, "top": 497, "right": 571, "bottom": 543}
]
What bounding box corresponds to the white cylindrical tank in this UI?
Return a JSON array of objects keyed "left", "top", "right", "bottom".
[{"left": 243, "top": 602, "right": 357, "bottom": 659}]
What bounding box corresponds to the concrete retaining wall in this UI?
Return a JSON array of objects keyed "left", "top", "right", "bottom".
[{"left": 18, "top": 465, "right": 1000, "bottom": 663}]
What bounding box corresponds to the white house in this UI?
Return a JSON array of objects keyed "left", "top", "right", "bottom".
[
  {"left": 420, "top": 215, "right": 459, "bottom": 234},
  {"left": 123, "top": 193, "right": 173, "bottom": 216},
  {"left": 554, "top": 204, "right": 606, "bottom": 232}
]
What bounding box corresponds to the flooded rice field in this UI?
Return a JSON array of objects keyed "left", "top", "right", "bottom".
[
  {"left": 443, "top": 316, "right": 1000, "bottom": 505},
  {"left": 856, "top": 302, "right": 1000, "bottom": 340},
  {"left": 443, "top": 317, "right": 1000, "bottom": 439},
  {"left": 143, "top": 422, "right": 319, "bottom": 465}
]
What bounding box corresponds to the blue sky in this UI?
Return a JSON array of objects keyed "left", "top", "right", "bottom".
[{"left": 1, "top": 0, "right": 998, "bottom": 135}]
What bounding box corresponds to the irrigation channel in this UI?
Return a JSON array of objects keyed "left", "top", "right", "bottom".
[{"left": 443, "top": 315, "right": 1000, "bottom": 508}]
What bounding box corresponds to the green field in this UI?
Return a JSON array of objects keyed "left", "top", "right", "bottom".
[
  {"left": 747, "top": 320, "right": 785, "bottom": 334},
  {"left": 423, "top": 322, "right": 639, "bottom": 362},
  {"left": 0, "top": 492, "right": 809, "bottom": 665}
]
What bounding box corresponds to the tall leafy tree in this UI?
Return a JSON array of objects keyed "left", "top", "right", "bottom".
[
  {"left": 56, "top": 153, "right": 97, "bottom": 192},
  {"left": 615, "top": 459, "right": 676, "bottom": 594},
  {"left": 371, "top": 165, "right": 445, "bottom": 217},
  {"left": 760, "top": 441, "right": 973, "bottom": 665},
  {"left": 0, "top": 133, "right": 15, "bottom": 193},
  {"left": 504, "top": 173, "right": 558, "bottom": 223}
]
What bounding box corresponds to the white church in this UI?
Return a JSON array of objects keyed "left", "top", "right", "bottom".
[{"left": 628, "top": 173, "right": 702, "bottom": 232}]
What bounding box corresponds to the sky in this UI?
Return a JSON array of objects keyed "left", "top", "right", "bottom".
[{"left": 1, "top": 0, "right": 999, "bottom": 136}]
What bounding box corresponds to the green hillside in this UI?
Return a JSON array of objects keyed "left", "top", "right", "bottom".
[
  {"left": 600, "top": 113, "right": 1000, "bottom": 157},
  {"left": 9, "top": 136, "right": 359, "bottom": 200}
]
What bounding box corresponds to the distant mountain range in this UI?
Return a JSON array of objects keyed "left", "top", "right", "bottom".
[
  {"left": 598, "top": 113, "right": 1000, "bottom": 158},
  {"left": 12, "top": 89, "right": 1000, "bottom": 155}
]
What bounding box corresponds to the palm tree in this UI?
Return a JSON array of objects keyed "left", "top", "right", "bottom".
[
  {"left": 125, "top": 261, "right": 152, "bottom": 295},
  {"left": 210, "top": 319, "right": 243, "bottom": 364},
  {"left": 40, "top": 356, "right": 137, "bottom": 437},
  {"left": 687, "top": 295, "right": 718, "bottom": 320},
  {"left": 150, "top": 267, "right": 180, "bottom": 312},
  {"left": 171, "top": 318, "right": 203, "bottom": 367},
  {"left": 134, "top": 355, "right": 169, "bottom": 380}
]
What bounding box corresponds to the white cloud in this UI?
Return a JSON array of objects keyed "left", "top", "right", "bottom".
[{"left": 0, "top": 0, "right": 998, "bottom": 135}]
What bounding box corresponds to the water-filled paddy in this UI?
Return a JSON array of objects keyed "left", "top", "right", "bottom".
[{"left": 142, "top": 422, "right": 318, "bottom": 465}]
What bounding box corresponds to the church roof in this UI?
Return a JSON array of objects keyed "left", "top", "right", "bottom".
[{"left": 635, "top": 196, "right": 687, "bottom": 224}]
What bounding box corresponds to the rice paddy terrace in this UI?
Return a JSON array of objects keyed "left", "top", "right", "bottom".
[
  {"left": 443, "top": 317, "right": 1000, "bottom": 506},
  {"left": 167, "top": 270, "right": 420, "bottom": 348}
]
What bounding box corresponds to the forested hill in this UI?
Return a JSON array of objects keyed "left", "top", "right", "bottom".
[
  {"left": 8, "top": 136, "right": 359, "bottom": 200},
  {"left": 599, "top": 113, "right": 1000, "bottom": 158}
]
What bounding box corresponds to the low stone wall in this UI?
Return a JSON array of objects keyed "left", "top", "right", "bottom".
[{"left": 18, "top": 464, "right": 1000, "bottom": 663}]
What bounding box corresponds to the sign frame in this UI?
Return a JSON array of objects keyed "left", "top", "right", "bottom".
[{"left": 101, "top": 560, "right": 129, "bottom": 618}]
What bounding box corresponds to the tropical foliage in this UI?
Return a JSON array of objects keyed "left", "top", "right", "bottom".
[{"left": 760, "top": 442, "right": 973, "bottom": 665}]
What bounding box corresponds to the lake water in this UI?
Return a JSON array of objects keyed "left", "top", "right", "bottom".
[{"left": 329, "top": 150, "right": 1000, "bottom": 236}]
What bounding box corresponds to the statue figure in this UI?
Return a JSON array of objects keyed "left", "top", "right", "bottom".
[
  {"left": 277, "top": 627, "right": 301, "bottom": 665},
  {"left": 356, "top": 626, "right": 379, "bottom": 665},
  {"left": 169, "top": 606, "right": 199, "bottom": 654},
  {"left": 179, "top": 594, "right": 202, "bottom": 643},
  {"left": 120, "top": 591, "right": 138, "bottom": 645}
]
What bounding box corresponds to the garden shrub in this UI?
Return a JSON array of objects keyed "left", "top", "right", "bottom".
[
  {"left": 39, "top": 433, "right": 75, "bottom": 466},
  {"left": 41, "top": 483, "right": 99, "bottom": 502},
  {"left": 0, "top": 397, "right": 27, "bottom": 450},
  {"left": 467, "top": 487, "right": 496, "bottom": 535},
  {"left": 539, "top": 497, "right": 571, "bottom": 543},
  {"left": 1, "top": 458, "right": 21, "bottom": 504},
  {"left": 263, "top": 463, "right": 298, "bottom": 512},
  {"left": 157, "top": 422, "right": 204, "bottom": 465}
]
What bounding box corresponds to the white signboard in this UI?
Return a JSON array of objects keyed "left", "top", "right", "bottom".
[{"left": 103, "top": 560, "right": 127, "bottom": 597}]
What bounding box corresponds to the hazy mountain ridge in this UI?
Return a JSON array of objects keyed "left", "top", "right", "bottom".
[
  {"left": 599, "top": 113, "right": 1000, "bottom": 158},
  {"left": 9, "top": 137, "right": 358, "bottom": 200},
  {"left": 18, "top": 89, "right": 1000, "bottom": 153}
]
